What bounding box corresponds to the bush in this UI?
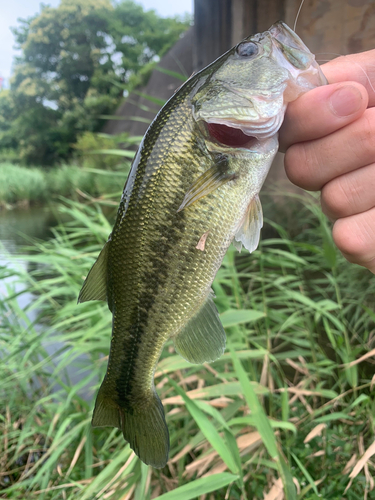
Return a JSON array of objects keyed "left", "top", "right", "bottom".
[
  {"left": 0, "top": 163, "right": 47, "bottom": 205},
  {"left": 0, "top": 148, "right": 19, "bottom": 164},
  {"left": 74, "top": 132, "right": 134, "bottom": 170},
  {"left": 47, "top": 165, "right": 95, "bottom": 198},
  {"left": 0, "top": 161, "right": 129, "bottom": 206}
]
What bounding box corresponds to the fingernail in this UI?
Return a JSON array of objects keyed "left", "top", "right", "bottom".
[{"left": 330, "top": 85, "right": 363, "bottom": 117}]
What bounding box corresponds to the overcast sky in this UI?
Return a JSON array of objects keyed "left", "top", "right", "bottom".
[{"left": 0, "top": 0, "right": 193, "bottom": 85}]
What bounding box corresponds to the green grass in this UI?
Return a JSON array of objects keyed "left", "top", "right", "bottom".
[
  {"left": 0, "top": 163, "right": 48, "bottom": 205},
  {"left": 0, "top": 163, "right": 129, "bottom": 208},
  {"left": 0, "top": 133, "right": 144, "bottom": 207},
  {"left": 1, "top": 192, "right": 375, "bottom": 499}
]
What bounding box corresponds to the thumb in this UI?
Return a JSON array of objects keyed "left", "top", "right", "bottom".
[{"left": 279, "top": 82, "right": 368, "bottom": 152}]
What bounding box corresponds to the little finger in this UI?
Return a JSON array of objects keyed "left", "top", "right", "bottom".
[
  {"left": 332, "top": 207, "right": 375, "bottom": 273},
  {"left": 321, "top": 163, "right": 375, "bottom": 220}
]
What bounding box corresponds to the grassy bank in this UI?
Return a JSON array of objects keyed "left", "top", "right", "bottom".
[
  {"left": 1, "top": 193, "right": 375, "bottom": 499},
  {"left": 0, "top": 133, "right": 142, "bottom": 208},
  {"left": 0, "top": 162, "right": 130, "bottom": 208}
]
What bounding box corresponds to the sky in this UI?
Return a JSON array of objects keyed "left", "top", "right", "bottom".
[{"left": 0, "top": 0, "right": 193, "bottom": 86}]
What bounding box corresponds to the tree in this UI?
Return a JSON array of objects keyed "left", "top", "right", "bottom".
[{"left": 2, "top": 0, "right": 189, "bottom": 165}]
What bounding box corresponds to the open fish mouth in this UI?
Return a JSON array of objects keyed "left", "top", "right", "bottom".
[
  {"left": 194, "top": 87, "right": 287, "bottom": 145},
  {"left": 205, "top": 122, "right": 257, "bottom": 148},
  {"left": 203, "top": 110, "right": 285, "bottom": 145},
  {"left": 202, "top": 109, "right": 285, "bottom": 149}
]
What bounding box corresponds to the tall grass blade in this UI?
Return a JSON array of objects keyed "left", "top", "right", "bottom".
[
  {"left": 291, "top": 452, "right": 319, "bottom": 496},
  {"left": 133, "top": 91, "right": 166, "bottom": 106},
  {"left": 169, "top": 379, "right": 239, "bottom": 474},
  {"left": 230, "top": 347, "right": 297, "bottom": 500},
  {"left": 220, "top": 309, "right": 265, "bottom": 327},
  {"left": 155, "top": 66, "right": 187, "bottom": 81},
  {"left": 154, "top": 473, "right": 239, "bottom": 500},
  {"left": 90, "top": 149, "right": 136, "bottom": 158},
  {"left": 230, "top": 347, "right": 278, "bottom": 459}
]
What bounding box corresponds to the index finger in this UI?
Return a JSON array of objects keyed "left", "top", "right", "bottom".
[
  {"left": 279, "top": 49, "right": 375, "bottom": 151},
  {"left": 322, "top": 50, "right": 375, "bottom": 107},
  {"left": 279, "top": 81, "right": 368, "bottom": 151}
]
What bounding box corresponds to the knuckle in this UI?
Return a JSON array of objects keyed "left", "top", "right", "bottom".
[
  {"left": 321, "top": 182, "right": 342, "bottom": 217},
  {"left": 357, "top": 111, "right": 375, "bottom": 161}
]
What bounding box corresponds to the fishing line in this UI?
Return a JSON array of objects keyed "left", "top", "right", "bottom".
[
  {"left": 352, "top": 61, "right": 375, "bottom": 95},
  {"left": 294, "top": 0, "right": 306, "bottom": 32},
  {"left": 294, "top": 2, "right": 375, "bottom": 96},
  {"left": 316, "top": 53, "right": 375, "bottom": 95}
]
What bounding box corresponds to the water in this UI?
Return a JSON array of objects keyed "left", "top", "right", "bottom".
[
  {"left": 0, "top": 206, "right": 57, "bottom": 245},
  {"left": 0, "top": 206, "right": 97, "bottom": 398},
  {"left": 0, "top": 207, "right": 57, "bottom": 317}
]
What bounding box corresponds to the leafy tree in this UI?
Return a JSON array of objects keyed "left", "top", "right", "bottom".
[{"left": 2, "top": 0, "right": 189, "bottom": 165}]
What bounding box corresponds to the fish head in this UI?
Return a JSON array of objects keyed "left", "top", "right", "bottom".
[{"left": 192, "top": 21, "right": 327, "bottom": 148}]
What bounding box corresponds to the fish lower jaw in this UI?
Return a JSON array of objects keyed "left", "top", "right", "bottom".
[{"left": 212, "top": 107, "right": 286, "bottom": 138}]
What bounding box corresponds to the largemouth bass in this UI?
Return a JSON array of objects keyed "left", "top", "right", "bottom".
[{"left": 78, "top": 22, "right": 326, "bottom": 468}]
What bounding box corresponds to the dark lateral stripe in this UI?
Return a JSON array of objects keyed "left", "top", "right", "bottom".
[
  {"left": 112, "top": 98, "right": 197, "bottom": 409},
  {"left": 114, "top": 315, "right": 142, "bottom": 410},
  {"left": 113, "top": 186, "right": 189, "bottom": 408}
]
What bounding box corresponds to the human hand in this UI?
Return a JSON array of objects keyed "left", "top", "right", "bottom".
[{"left": 279, "top": 50, "right": 375, "bottom": 273}]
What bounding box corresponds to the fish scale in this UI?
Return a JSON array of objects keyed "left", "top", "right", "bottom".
[{"left": 78, "top": 21, "right": 327, "bottom": 468}]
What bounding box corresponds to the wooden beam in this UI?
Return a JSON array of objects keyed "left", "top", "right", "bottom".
[
  {"left": 194, "top": 0, "right": 287, "bottom": 69},
  {"left": 194, "top": 0, "right": 232, "bottom": 70}
]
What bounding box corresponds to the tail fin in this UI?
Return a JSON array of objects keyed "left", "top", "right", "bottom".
[{"left": 92, "top": 387, "right": 169, "bottom": 469}]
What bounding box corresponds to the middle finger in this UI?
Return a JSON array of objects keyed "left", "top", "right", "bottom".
[{"left": 285, "top": 107, "right": 375, "bottom": 191}]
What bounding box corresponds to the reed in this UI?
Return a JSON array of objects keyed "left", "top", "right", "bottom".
[
  {"left": 0, "top": 163, "right": 48, "bottom": 205},
  {"left": 1, "top": 190, "right": 374, "bottom": 499}
]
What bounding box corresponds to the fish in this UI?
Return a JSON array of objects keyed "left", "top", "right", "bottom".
[{"left": 78, "top": 21, "right": 327, "bottom": 468}]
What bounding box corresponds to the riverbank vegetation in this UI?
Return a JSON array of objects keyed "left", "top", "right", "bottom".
[
  {"left": 1, "top": 190, "right": 374, "bottom": 499},
  {"left": 0, "top": 132, "right": 138, "bottom": 208},
  {"left": 0, "top": 161, "right": 126, "bottom": 208}
]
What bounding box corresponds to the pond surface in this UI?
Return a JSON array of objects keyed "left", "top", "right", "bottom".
[
  {"left": 0, "top": 206, "right": 57, "bottom": 246},
  {"left": 0, "top": 206, "right": 58, "bottom": 318}
]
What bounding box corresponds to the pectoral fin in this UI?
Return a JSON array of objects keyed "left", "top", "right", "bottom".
[
  {"left": 234, "top": 194, "right": 263, "bottom": 253},
  {"left": 173, "top": 291, "right": 226, "bottom": 364},
  {"left": 78, "top": 241, "right": 110, "bottom": 303},
  {"left": 177, "top": 165, "right": 236, "bottom": 212}
]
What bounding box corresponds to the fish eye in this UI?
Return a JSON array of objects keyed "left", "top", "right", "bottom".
[{"left": 236, "top": 41, "right": 258, "bottom": 58}]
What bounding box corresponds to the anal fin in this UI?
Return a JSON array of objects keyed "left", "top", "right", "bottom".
[
  {"left": 234, "top": 194, "right": 263, "bottom": 253},
  {"left": 173, "top": 291, "right": 226, "bottom": 364},
  {"left": 78, "top": 240, "right": 110, "bottom": 304}
]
